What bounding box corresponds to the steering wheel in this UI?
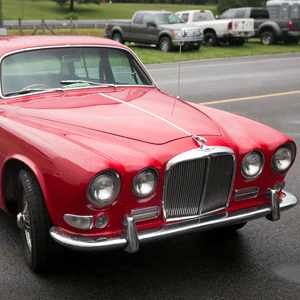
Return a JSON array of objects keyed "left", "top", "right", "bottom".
[{"left": 21, "top": 84, "right": 50, "bottom": 91}]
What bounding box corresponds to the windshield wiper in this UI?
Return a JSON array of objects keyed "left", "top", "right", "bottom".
[
  {"left": 60, "top": 80, "right": 115, "bottom": 88},
  {"left": 4, "top": 88, "right": 49, "bottom": 97}
]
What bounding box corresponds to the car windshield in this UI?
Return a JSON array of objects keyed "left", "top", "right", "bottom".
[
  {"left": 1, "top": 47, "right": 153, "bottom": 96},
  {"left": 154, "top": 13, "right": 183, "bottom": 24}
]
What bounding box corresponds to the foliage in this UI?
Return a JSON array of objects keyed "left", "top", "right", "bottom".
[
  {"left": 52, "top": 0, "right": 101, "bottom": 11},
  {"left": 217, "top": 0, "right": 267, "bottom": 14}
]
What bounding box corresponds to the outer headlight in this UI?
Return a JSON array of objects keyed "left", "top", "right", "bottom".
[
  {"left": 173, "top": 30, "right": 183, "bottom": 38},
  {"left": 241, "top": 151, "right": 264, "bottom": 179},
  {"left": 87, "top": 170, "right": 121, "bottom": 207},
  {"left": 132, "top": 168, "right": 158, "bottom": 198},
  {"left": 272, "top": 142, "right": 296, "bottom": 173}
]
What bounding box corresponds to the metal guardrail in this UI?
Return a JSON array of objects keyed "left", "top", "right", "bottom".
[{"left": 3, "top": 20, "right": 106, "bottom": 30}]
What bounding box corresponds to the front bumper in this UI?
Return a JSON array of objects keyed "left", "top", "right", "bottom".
[
  {"left": 50, "top": 190, "right": 298, "bottom": 253},
  {"left": 172, "top": 37, "right": 203, "bottom": 47}
]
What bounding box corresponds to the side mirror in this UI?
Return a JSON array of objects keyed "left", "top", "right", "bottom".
[{"left": 147, "top": 22, "right": 156, "bottom": 27}]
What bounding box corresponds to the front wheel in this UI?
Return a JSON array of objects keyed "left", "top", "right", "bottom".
[
  {"left": 159, "top": 36, "right": 173, "bottom": 52},
  {"left": 260, "top": 31, "right": 275, "bottom": 45},
  {"left": 204, "top": 32, "right": 219, "bottom": 47},
  {"left": 16, "top": 169, "right": 61, "bottom": 272}
]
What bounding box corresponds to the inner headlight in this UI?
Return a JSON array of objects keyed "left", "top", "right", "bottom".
[
  {"left": 132, "top": 168, "right": 158, "bottom": 198},
  {"left": 272, "top": 142, "right": 296, "bottom": 173},
  {"left": 241, "top": 151, "right": 264, "bottom": 179},
  {"left": 87, "top": 170, "right": 121, "bottom": 207}
]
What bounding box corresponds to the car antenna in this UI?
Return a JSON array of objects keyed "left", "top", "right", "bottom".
[{"left": 177, "top": 43, "right": 183, "bottom": 99}]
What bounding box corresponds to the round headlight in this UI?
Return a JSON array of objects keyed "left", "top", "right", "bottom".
[
  {"left": 132, "top": 168, "right": 158, "bottom": 198},
  {"left": 272, "top": 143, "right": 296, "bottom": 173},
  {"left": 87, "top": 170, "right": 121, "bottom": 207},
  {"left": 241, "top": 151, "right": 264, "bottom": 179}
]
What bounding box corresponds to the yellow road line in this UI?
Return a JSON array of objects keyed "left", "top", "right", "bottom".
[{"left": 199, "top": 90, "right": 300, "bottom": 105}]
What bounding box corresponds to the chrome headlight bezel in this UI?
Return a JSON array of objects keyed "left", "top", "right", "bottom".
[
  {"left": 87, "top": 170, "right": 121, "bottom": 208},
  {"left": 272, "top": 142, "right": 296, "bottom": 174},
  {"left": 132, "top": 168, "right": 159, "bottom": 198},
  {"left": 241, "top": 150, "right": 264, "bottom": 179}
]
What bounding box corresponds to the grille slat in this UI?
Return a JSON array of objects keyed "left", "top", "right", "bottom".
[{"left": 163, "top": 150, "right": 235, "bottom": 222}]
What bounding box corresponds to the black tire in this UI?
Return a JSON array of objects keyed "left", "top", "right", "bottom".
[
  {"left": 16, "top": 168, "right": 61, "bottom": 272},
  {"left": 260, "top": 31, "right": 275, "bottom": 45},
  {"left": 112, "top": 32, "right": 124, "bottom": 44},
  {"left": 192, "top": 43, "right": 201, "bottom": 51},
  {"left": 159, "top": 36, "right": 173, "bottom": 52},
  {"left": 204, "top": 32, "right": 219, "bottom": 47}
]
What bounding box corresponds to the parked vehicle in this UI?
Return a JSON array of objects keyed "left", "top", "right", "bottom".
[
  {"left": 0, "top": 36, "right": 298, "bottom": 272},
  {"left": 219, "top": 7, "right": 300, "bottom": 45},
  {"left": 176, "top": 10, "right": 254, "bottom": 46},
  {"left": 105, "top": 10, "right": 203, "bottom": 52}
]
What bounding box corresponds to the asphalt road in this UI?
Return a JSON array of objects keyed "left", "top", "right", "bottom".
[{"left": 1, "top": 53, "right": 300, "bottom": 300}]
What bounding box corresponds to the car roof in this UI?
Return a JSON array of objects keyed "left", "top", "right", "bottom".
[{"left": 0, "top": 35, "right": 128, "bottom": 57}]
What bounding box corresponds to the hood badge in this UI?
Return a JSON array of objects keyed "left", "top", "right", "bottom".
[{"left": 192, "top": 135, "right": 207, "bottom": 149}]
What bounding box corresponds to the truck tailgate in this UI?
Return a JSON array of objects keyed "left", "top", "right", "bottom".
[{"left": 230, "top": 19, "right": 254, "bottom": 32}]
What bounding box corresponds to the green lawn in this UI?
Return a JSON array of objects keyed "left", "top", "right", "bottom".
[{"left": 4, "top": 1, "right": 300, "bottom": 65}]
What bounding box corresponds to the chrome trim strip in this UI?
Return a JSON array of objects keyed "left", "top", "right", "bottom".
[
  {"left": 234, "top": 187, "right": 259, "bottom": 201},
  {"left": 49, "top": 190, "right": 298, "bottom": 252}
]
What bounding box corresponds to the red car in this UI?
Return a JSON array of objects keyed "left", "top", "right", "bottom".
[{"left": 0, "top": 36, "right": 297, "bottom": 272}]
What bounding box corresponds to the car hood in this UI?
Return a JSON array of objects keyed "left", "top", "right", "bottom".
[{"left": 16, "top": 88, "right": 222, "bottom": 144}]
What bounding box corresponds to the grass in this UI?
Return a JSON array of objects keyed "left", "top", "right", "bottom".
[
  {"left": 4, "top": 1, "right": 300, "bottom": 64},
  {"left": 7, "top": 28, "right": 300, "bottom": 65}
]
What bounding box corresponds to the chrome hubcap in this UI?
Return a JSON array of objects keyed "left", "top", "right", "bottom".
[{"left": 17, "top": 202, "right": 32, "bottom": 253}]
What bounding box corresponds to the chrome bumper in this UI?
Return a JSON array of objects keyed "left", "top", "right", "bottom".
[{"left": 50, "top": 190, "right": 298, "bottom": 253}]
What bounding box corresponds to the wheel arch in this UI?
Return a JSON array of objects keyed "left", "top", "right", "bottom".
[
  {"left": 258, "top": 24, "right": 281, "bottom": 37},
  {"left": 203, "top": 28, "right": 217, "bottom": 36},
  {"left": 2, "top": 155, "right": 47, "bottom": 217}
]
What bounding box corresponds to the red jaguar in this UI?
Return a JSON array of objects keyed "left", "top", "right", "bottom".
[{"left": 0, "top": 35, "right": 297, "bottom": 272}]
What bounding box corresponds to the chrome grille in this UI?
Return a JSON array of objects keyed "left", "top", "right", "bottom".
[{"left": 163, "top": 147, "right": 235, "bottom": 222}]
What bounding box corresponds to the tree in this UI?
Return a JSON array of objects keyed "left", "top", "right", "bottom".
[
  {"left": 54, "top": 0, "right": 102, "bottom": 12},
  {"left": 217, "top": 0, "right": 267, "bottom": 14}
]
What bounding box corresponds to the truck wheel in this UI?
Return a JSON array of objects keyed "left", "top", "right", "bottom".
[
  {"left": 204, "top": 32, "right": 219, "bottom": 47},
  {"left": 16, "top": 168, "right": 61, "bottom": 272},
  {"left": 261, "top": 31, "right": 275, "bottom": 45},
  {"left": 159, "top": 36, "right": 173, "bottom": 52},
  {"left": 112, "top": 32, "right": 124, "bottom": 44}
]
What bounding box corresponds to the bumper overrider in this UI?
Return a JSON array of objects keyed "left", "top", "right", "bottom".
[{"left": 50, "top": 189, "right": 298, "bottom": 253}]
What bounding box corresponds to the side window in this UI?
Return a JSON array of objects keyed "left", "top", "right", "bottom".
[
  {"left": 108, "top": 50, "right": 144, "bottom": 85},
  {"left": 220, "top": 10, "right": 235, "bottom": 19},
  {"left": 236, "top": 10, "right": 246, "bottom": 18},
  {"left": 250, "top": 9, "right": 269, "bottom": 19},
  {"left": 133, "top": 13, "right": 143, "bottom": 24},
  {"left": 182, "top": 13, "right": 189, "bottom": 22},
  {"left": 142, "top": 14, "right": 154, "bottom": 24}
]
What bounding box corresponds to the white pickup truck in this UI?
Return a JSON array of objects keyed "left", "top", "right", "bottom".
[{"left": 176, "top": 10, "right": 255, "bottom": 46}]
